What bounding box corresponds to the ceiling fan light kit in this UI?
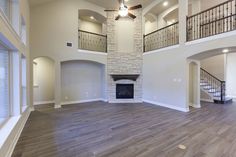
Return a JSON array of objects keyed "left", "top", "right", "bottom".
[
  {"left": 119, "top": 4, "right": 128, "bottom": 17},
  {"left": 104, "top": 0, "right": 142, "bottom": 20}
]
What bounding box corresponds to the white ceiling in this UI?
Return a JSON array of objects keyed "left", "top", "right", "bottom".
[
  {"left": 86, "top": 0, "right": 156, "bottom": 9},
  {"left": 29, "top": 0, "right": 56, "bottom": 7},
  {"left": 148, "top": 0, "right": 178, "bottom": 16},
  {"left": 29, "top": 0, "right": 156, "bottom": 8},
  {"left": 79, "top": 10, "right": 107, "bottom": 24}
]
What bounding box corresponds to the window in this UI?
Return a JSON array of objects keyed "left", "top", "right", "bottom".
[
  {"left": 0, "top": 49, "right": 10, "bottom": 126},
  {"left": 21, "top": 16, "right": 26, "bottom": 44},
  {"left": 21, "top": 55, "right": 27, "bottom": 112},
  {"left": 0, "top": 0, "right": 10, "bottom": 19}
]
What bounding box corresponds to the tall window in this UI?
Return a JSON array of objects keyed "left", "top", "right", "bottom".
[
  {"left": 21, "top": 55, "right": 27, "bottom": 112},
  {"left": 0, "top": 49, "right": 10, "bottom": 125},
  {"left": 21, "top": 17, "right": 26, "bottom": 44},
  {"left": 0, "top": 0, "right": 10, "bottom": 19}
]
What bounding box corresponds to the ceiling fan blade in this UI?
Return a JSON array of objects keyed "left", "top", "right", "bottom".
[
  {"left": 115, "top": 15, "right": 121, "bottom": 20},
  {"left": 129, "top": 4, "right": 142, "bottom": 10},
  {"left": 128, "top": 13, "right": 136, "bottom": 19},
  {"left": 104, "top": 9, "right": 118, "bottom": 11}
]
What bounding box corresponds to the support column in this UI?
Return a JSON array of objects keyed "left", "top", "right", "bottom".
[
  {"left": 178, "top": 0, "right": 188, "bottom": 44},
  {"left": 54, "top": 61, "right": 61, "bottom": 108},
  {"left": 194, "top": 62, "right": 201, "bottom": 108},
  {"left": 29, "top": 57, "right": 34, "bottom": 111}
]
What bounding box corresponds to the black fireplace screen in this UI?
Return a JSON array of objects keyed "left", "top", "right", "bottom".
[{"left": 116, "top": 84, "right": 134, "bottom": 99}]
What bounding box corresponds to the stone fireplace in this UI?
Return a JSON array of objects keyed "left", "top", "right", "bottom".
[{"left": 106, "top": 9, "right": 143, "bottom": 103}]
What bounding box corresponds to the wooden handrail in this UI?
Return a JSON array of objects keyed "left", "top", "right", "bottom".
[
  {"left": 200, "top": 14, "right": 236, "bottom": 27},
  {"left": 187, "top": 0, "right": 234, "bottom": 19},
  {"left": 144, "top": 22, "right": 179, "bottom": 37},
  {"left": 78, "top": 29, "right": 107, "bottom": 38},
  {"left": 201, "top": 68, "right": 224, "bottom": 83}
]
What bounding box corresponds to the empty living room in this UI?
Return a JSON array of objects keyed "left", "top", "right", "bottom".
[{"left": 1, "top": 0, "right": 236, "bottom": 156}]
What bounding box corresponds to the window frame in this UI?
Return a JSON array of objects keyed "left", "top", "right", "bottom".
[
  {"left": 0, "top": 0, "right": 11, "bottom": 21},
  {"left": 0, "top": 46, "right": 12, "bottom": 128}
]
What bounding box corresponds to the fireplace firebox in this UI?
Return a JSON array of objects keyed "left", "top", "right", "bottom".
[{"left": 116, "top": 84, "right": 134, "bottom": 99}]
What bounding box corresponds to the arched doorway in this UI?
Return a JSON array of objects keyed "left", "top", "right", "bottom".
[
  {"left": 188, "top": 47, "right": 236, "bottom": 106},
  {"left": 33, "top": 57, "right": 55, "bottom": 106},
  {"left": 188, "top": 60, "right": 201, "bottom": 109}
]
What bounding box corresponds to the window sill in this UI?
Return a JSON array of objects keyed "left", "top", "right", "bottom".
[
  {"left": 0, "top": 116, "right": 20, "bottom": 148},
  {"left": 21, "top": 106, "right": 27, "bottom": 113}
]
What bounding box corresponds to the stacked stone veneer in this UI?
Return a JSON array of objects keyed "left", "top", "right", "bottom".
[{"left": 107, "top": 9, "right": 143, "bottom": 103}]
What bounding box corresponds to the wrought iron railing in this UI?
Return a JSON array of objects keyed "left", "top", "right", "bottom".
[
  {"left": 144, "top": 22, "right": 179, "bottom": 52},
  {"left": 187, "top": 0, "right": 236, "bottom": 41},
  {"left": 201, "top": 68, "right": 226, "bottom": 102},
  {"left": 78, "top": 30, "right": 107, "bottom": 52}
]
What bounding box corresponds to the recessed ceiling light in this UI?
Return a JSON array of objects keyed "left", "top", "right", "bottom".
[
  {"left": 222, "top": 49, "right": 229, "bottom": 53},
  {"left": 90, "top": 16, "right": 95, "bottom": 20},
  {"left": 178, "top": 144, "right": 187, "bottom": 150},
  {"left": 163, "top": 1, "right": 169, "bottom": 6}
]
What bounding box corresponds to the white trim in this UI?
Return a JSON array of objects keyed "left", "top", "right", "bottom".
[
  {"left": 189, "top": 103, "right": 201, "bottom": 108},
  {"left": 143, "top": 45, "right": 180, "bottom": 56},
  {"left": 109, "top": 100, "right": 143, "bottom": 103},
  {"left": 61, "top": 98, "right": 105, "bottom": 105},
  {"left": 143, "top": 99, "right": 189, "bottom": 112},
  {"left": 77, "top": 49, "right": 107, "bottom": 56},
  {"left": 33, "top": 100, "right": 55, "bottom": 105},
  {"left": 227, "top": 95, "right": 236, "bottom": 99},
  {"left": 100, "top": 99, "right": 108, "bottom": 102},
  {"left": 201, "top": 98, "right": 214, "bottom": 103},
  {"left": 0, "top": 9, "right": 23, "bottom": 49},
  {"left": 0, "top": 107, "right": 31, "bottom": 157},
  {"left": 185, "top": 30, "right": 236, "bottom": 46},
  {"left": 226, "top": 95, "right": 236, "bottom": 102}
]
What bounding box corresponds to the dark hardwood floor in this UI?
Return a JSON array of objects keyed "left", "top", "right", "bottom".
[{"left": 12, "top": 101, "right": 236, "bottom": 157}]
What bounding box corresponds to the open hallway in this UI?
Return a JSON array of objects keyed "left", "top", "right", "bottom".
[{"left": 12, "top": 101, "right": 236, "bottom": 157}]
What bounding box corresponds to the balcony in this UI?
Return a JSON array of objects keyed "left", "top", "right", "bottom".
[
  {"left": 143, "top": 0, "right": 236, "bottom": 53},
  {"left": 78, "top": 30, "right": 107, "bottom": 53},
  {"left": 144, "top": 22, "right": 179, "bottom": 52},
  {"left": 187, "top": 0, "right": 236, "bottom": 41}
]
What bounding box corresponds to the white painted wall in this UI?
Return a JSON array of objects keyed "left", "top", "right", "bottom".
[
  {"left": 201, "top": 54, "right": 225, "bottom": 81},
  {"left": 226, "top": 53, "right": 236, "bottom": 99},
  {"left": 145, "top": 21, "right": 157, "bottom": 34},
  {"left": 33, "top": 57, "right": 55, "bottom": 104},
  {"left": 61, "top": 60, "right": 105, "bottom": 103},
  {"left": 79, "top": 18, "right": 103, "bottom": 34},
  {"left": 143, "top": 32, "right": 236, "bottom": 112},
  {"left": 200, "top": 0, "right": 226, "bottom": 11}
]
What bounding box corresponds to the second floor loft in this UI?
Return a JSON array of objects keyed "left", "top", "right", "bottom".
[{"left": 77, "top": 0, "right": 236, "bottom": 53}]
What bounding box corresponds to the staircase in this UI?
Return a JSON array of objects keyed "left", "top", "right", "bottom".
[{"left": 200, "top": 68, "right": 232, "bottom": 104}]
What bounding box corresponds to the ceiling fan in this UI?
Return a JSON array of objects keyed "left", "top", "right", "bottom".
[{"left": 104, "top": 0, "right": 142, "bottom": 20}]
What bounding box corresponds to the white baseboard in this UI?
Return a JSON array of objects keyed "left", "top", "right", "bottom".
[
  {"left": 0, "top": 107, "right": 31, "bottom": 157},
  {"left": 143, "top": 99, "right": 189, "bottom": 112},
  {"left": 226, "top": 95, "right": 236, "bottom": 102},
  {"left": 201, "top": 98, "right": 214, "bottom": 103},
  {"left": 61, "top": 98, "right": 105, "bottom": 106},
  {"left": 109, "top": 100, "right": 143, "bottom": 103},
  {"left": 189, "top": 103, "right": 201, "bottom": 108},
  {"left": 34, "top": 100, "right": 55, "bottom": 105}
]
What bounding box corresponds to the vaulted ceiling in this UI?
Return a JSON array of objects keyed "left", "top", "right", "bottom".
[
  {"left": 29, "top": 0, "right": 157, "bottom": 8},
  {"left": 29, "top": 0, "right": 55, "bottom": 7},
  {"left": 86, "top": 0, "right": 157, "bottom": 9}
]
